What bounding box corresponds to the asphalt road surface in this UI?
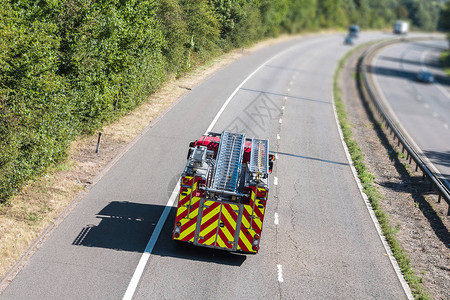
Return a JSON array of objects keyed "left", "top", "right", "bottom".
[
  {"left": 370, "top": 39, "right": 450, "bottom": 187},
  {"left": 1, "top": 32, "right": 413, "bottom": 299}
]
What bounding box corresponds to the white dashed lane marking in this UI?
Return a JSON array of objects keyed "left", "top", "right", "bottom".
[
  {"left": 274, "top": 176, "right": 278, "bottom": 185},
  {"left": 274, "top": 212, "right": 279, "bottom": 225},
  {"left": 277, "top": 264, "right": 284, "bottom": 283}
]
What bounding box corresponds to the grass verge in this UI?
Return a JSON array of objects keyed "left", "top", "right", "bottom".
[
  {"left": 333, "top": 45, "right": 431, "bottom": 299},
  {"left": 440, "top": 50, "right": 450, "bottom": 76}
]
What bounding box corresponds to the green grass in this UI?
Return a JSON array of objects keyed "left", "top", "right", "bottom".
[
  {"left": 27, "top": 212, "right": 40, "bottom": 222},
  {"left": 441, "top": 51, "right": 450, "bottom": 76},
  {"left": 334, "top": 44, "right": 431, "bottom": 300},
  {"left": 397, "top": 152, "right": 406, "bottom": 159}
]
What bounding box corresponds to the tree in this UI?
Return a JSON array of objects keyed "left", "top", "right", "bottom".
[
  {"left": 354, "top": 0, "right": 371, "bottom": 27},
  {"left": 282, "top": 0, "right": 318, "bottom": 33},
  {"left": 441, "top": 1, "right": 450, "bottom": 38},
  {"left": 181, "top": 0, "right": 221, "bottom": 62},
  {"left": 395, "top": 4, "right": 409, "bottom": 19},
  {"left": 157, "top": 0, "right": 189, "bottom": 75},
  {"left": 259, "top": 0, "right": 289, "bottom": 36}
]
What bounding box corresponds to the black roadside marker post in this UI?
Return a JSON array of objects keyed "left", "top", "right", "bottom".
[{"left": 96, "top": 132, "right": 102, "bottom": 153}]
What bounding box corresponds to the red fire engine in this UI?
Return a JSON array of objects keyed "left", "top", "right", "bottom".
[{"left": 172, "top": 131, "right": 274, "bottom": 254}]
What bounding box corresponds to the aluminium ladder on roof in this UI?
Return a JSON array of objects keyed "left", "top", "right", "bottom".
[
  {"left": 212, "top": 131, "right": 246, "bottom": 192},
  {"left": 249, "top": 138, "right": 269, "bottom": 177}
]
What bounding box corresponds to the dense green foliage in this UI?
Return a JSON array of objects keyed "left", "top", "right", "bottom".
[
  {"left": 441, "top": 1, "right": 450, "bottom": 76},
  {"left": 401, "top": 0, "right": 445, "bottom": 31},
  {"left": 441, "top": 1, "right": 450, "bottom": 37},
  {"left": 0, "top": 0, "right": 447, "bottom": 204}
]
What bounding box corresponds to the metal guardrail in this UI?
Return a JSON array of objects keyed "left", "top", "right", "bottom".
[{"left": 358, "top": 37, "right": 450, "bottom": 216}]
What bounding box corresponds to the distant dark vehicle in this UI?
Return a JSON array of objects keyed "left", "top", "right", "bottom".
[
  {"left": 417, "top": 70, "right": 434, "bottom": 83},
  {"left": 344, "top": 35, "right": 354, "bottom": 45},
  {"left": 349, "top": 25, "right": 359, "bottom": 38}
]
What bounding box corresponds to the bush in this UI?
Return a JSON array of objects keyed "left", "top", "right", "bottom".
[
  {"left": 0, "top": 0, "right": 166, "bottom": 203},
  {"left": 57, "top": 0, "right": 166, "bottom": 131},
  {"left": 0, "top": 1, "right": 73, "bottom": 203}
]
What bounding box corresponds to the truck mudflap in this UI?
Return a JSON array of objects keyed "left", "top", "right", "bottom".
[{"left": 173, "top": 176, "right": 268, "bottom": 254}]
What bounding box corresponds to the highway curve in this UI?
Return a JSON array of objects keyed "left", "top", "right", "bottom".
[
  {"left": 370, "top": 39, "right": 450, "bottom": 187},
  {"left": 1, "top": 32, "right": 413, "bottom": 299}
]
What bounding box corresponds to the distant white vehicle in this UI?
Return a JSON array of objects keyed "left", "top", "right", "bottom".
[{"left": 394, "top": 21, "right": 409, "bottom": 35}]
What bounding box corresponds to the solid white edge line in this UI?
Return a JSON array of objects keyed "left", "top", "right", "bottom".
[
  {"left": 331, "top": 94, "right": 414, "bottom": 300},
  {"left": 125, "top": 39, "right": 303, "bottom": 300},
  {"left": 122, "top": 181, "right": 180, "bottom": 300}
]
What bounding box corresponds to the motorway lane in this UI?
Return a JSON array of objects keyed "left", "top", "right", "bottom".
[
  {"left": 370, "top": 40, "right": 450, "bottom": 186},
  {"left": 133, "top": 32, "right": 410, "bottom": 300},
  {"left": 2, "top": 32, "right": 409, "bottom": 299}
]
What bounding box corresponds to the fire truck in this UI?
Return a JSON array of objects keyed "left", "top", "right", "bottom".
[{"left": 172, "top": 131, "right": 274, "bottom": 254}]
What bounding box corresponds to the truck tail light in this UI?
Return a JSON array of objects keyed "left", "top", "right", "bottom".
[
  {"left": 173, "top": 221, "right": 182, "bottom": 238},
  {"left": 252, "top": 234, "right": 260, "bottom": 251}
]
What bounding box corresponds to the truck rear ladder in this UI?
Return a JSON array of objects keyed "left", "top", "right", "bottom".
[
  {"left": 249, "top": 138, "right": 269, "bottom": 178},
  {"left": 212, "top": 131, "right": 245, "bottom": 192}
]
